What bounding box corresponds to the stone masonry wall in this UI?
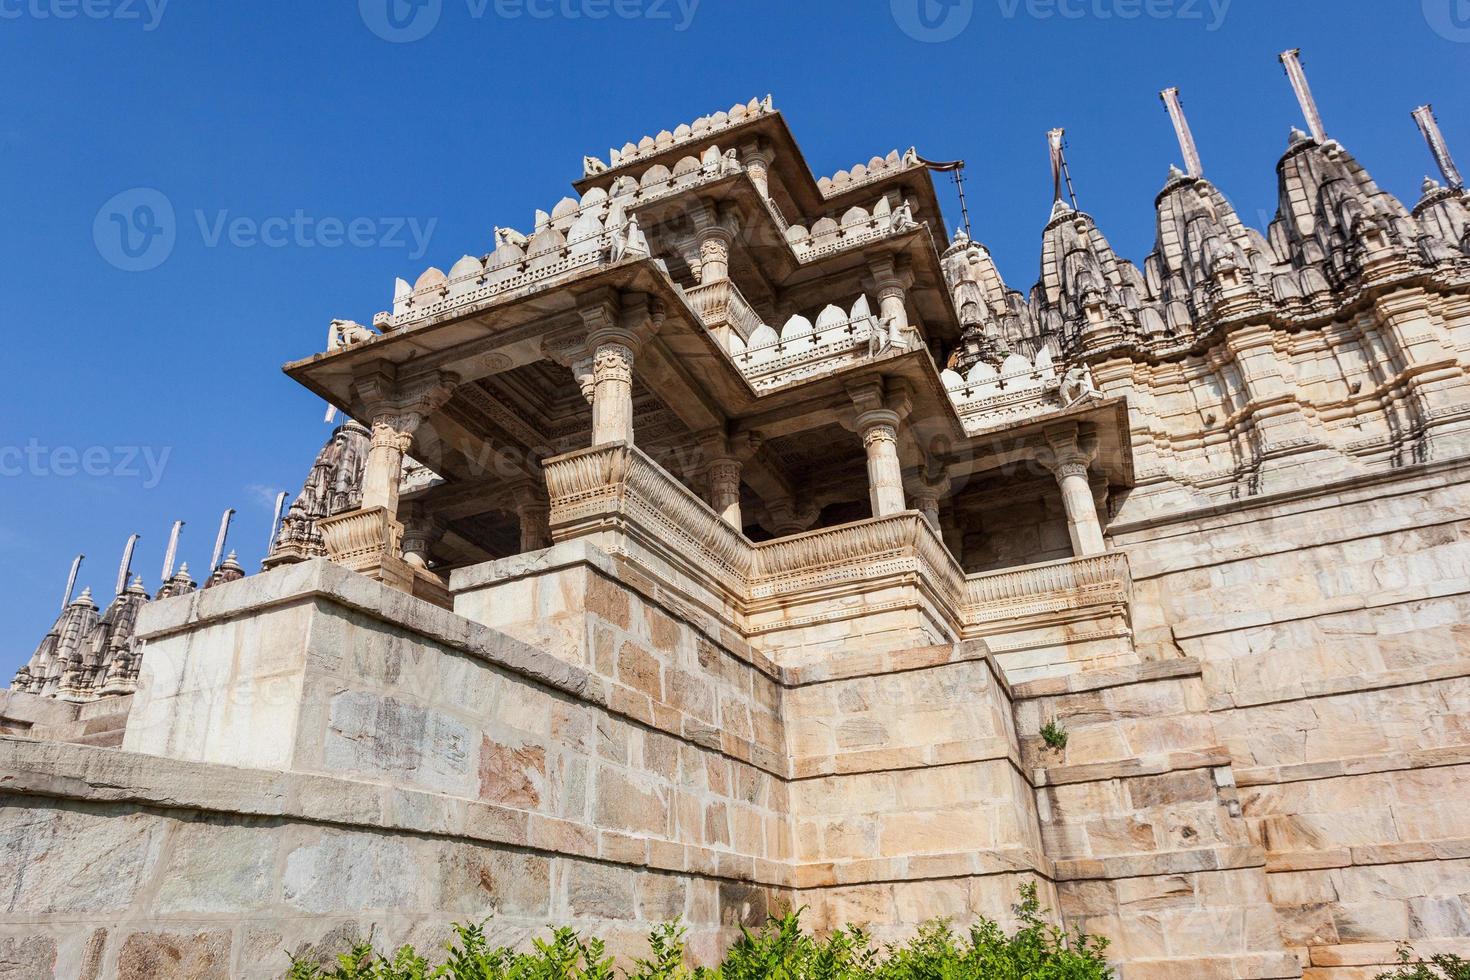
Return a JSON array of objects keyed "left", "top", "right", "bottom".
[{"left": 1112, "top": 457, "right": 1470, "bottom": 979}]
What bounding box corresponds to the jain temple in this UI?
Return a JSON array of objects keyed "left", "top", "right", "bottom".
[{"left": 4, "top": 54, "right": 1470, "bottom": 979}]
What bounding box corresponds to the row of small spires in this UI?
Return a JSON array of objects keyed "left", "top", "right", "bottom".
[{"left": 54, "top": 500, "right": 295, "bottom": 613}]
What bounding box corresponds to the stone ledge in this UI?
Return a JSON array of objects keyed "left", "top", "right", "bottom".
[
  {"left": 1052, "top": 843, "right": 1266, "bottom": 881},
  {"left": 1034, "top": 747, "right": 1233, "bottom": 788},
  {"left": 1236, "top": 744, "right": 1470, "bottom": 786},
  {"left": 1111, "top": 454, "right": 1470, "bottom": 561},
  {"left": 1265, "top": 837, "right": 1470, "bottom": 873},
  {"left": 1308, "top": 938, "right": 1470, "bottom": 968},
  {"left": 1010, "top": 656, "right": 1202, "bottom": 700},
  {"left": 0, "top": 736, "right": 1067, "bottom": 895},
  {"left": 790, "top": 847, "right": 1048, "bottom": 890},
  {"left": 1114, "top": 952, "right": 1303, "bottom": 980},
  {"left": 789, "top": 735, "right": 1020, "bottom": 780},
  {"left": 1174, "top": 577, "right": 1470, "bottom": 642},
  {"left": 1211, "top": 658, "right": 1470, "bottom": 712}
]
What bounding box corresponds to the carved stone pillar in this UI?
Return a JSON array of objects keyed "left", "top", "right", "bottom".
[
  {"left": 868, "top": 259, "right": 913, "bottom": 350},
  {"left": 697, "top": 224, "right": 735, "bottom": 285},
  {"left": 1042, "top": 424, "right": 1106, "bottom": 557},
  {"left": 362, "top": 415, "right": 416, "bottom": 515},
  {"left": 849, "top": 381, "right": 912, "bottom": 518},
  {"left": 319, "top": 368, "right": 457, "bottom": 591},
  {"left": 513, "top": 485, "right": 552, "bottom": 552},
  {"left": 742, "top": 145, "right": 774, "bottom": 200},
  {"left": 705, "top": 456, "right": 743, "bottom": 529},
  {"left": 400, "top": 511, "right": 443, "bottom": 570},
  {"left": 589, "top": 337, "right": 637, "bottom": 446},
  {"left": 580, "top": 292, "right": 658, "bottom": 448},
  {"left": 858, "top": 414, "right": 906, "bottom": 517}
]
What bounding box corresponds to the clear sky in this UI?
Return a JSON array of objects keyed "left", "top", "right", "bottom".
[{"left": 1, "top": 0, "right": 1465, "bottom": 675}]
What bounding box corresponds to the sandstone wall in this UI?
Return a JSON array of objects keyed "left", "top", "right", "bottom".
[{"left": 1112, "top": 457, "right": 1470, "bottom": 979}]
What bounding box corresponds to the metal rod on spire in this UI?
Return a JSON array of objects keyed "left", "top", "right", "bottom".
[
  {"left": 1160, "top": 87, "right": 1204, "bottom": 178},
  {"left": 1048, "top": 128, "right": 1066, "bottom": 203},
  {"left": 209, "top": 509, "right": 236, "bottom": 575},
  {"left": 1047, "top": 128, "right": 1080, "bottom": 211},
  {"left": 61, "top": 555, "right": 84, "bottom": 610},
  {"left": 161, "top": 521, "right": 184, "bottom": 582},
  {"left": 1279, "top": 49, "right": 1327, "bottom": 143},
  {"left": 267, "top": 491, "right": 289, "bottom": 560},
  {"left": 1413, "top": 104, "right": 1464, "bottom": 190},
  {"left": 115, "top": 534, "right": 140, "bottom": 597}
]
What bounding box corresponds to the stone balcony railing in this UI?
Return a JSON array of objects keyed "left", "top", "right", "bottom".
[
  {"left": 682, "top": 279, "right": 764, "bottom": 341},
  {"left": 542, "top": 441, "right": 1132, "bottom": 635},
  {"left": 943, "top": 352, "right": 1068, "bottom": 433},
  {"left": 963, "top": 552, "right": 1131, "bottom": 625}
]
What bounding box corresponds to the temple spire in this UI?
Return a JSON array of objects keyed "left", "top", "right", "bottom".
[
  {"left": 1279, "top": 49, "right": 1327, "bottom": 143},
  {"left": 1160, "top": 87, "right": 1204, "bottom": 178},
  {"left": 1048, "top": 128, "right": 1078, "bottom": 210},
  {"left": 209, "top": 509, "right": 236, "bottom": 575},
  {"left": 1412, "top": 104, "right": 1464, "bottom": 190},
  {"left": 61, "top": 554, "right": 83, "bottom": 611},
  {"left": 268, "top": 491, "right": 289, "bottom": 561},
  {"left": 161, "top": 520, "right": 184, "bottom": 583},
  {"left": 114, "top": 534, "right": 140, "bottom": 598}
]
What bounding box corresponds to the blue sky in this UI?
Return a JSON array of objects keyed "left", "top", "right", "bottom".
[{"left": 1, "top": 0, "right": 1465, "bottom": 674}]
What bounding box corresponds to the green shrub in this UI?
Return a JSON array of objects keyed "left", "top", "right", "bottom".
[
  {"left": 1376, "top": 945, "right": 1470, "bottom": 980},
  {"left": 1040, "top": 720, "right": 1069, "bottom": 751},
  {"left": 285, "top": 883, "right": 1112, "bottom": 979}
]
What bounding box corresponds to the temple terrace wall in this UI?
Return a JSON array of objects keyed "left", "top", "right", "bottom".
[{"left": 1109, "top": 457, "right": 1470, "bottom": 979}]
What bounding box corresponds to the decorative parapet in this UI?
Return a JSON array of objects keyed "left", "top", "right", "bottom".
[
  {"left": 750, "top": 512, "right": 965, "bottom": 610},
  {"left": 815, "top": 147, "right": 922, "bottom": 197},
  {"left": 545, "top": 442, "right": 754, "bottom": 597},
  {"left": 941, "top": 350, "right": 1073, "bottom": 432},
  {"left": 384, "top": 148, "right": 741, "bottom": 330},
  {"left": 683, "top": 278, "right": 764, "bottom": 341},
  {"left": 589, "top": 96, "right": 773, "bottom": 175},
  {"left": 547, "top": 443, "right": 1134, "bottom": 641},
  {"left": 782, "top": 195, "right": 921, "bottom": 263},
  {"left": 963, "top": 552, "right": 1132, "bottom": 626}
]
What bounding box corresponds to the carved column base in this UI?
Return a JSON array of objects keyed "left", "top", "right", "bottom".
[{"left": 318, "top": 507, "right": 409, "bottom": 586}]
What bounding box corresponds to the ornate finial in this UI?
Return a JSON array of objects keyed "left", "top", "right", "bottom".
[
  {"left": 1424, "top": 175, "right": 1442, "bottom": 194},
  {"left": 1279, "top": 49, "right": 1327, "bottom": 143},
  {"left": 1412, "top": 104, "right": 1464, "bottom": 191},
  {"left": 1289, "top": 127, "right": 1309, "bottom": 146},
  {"left": 73, "top": 586, "right": 96, "bottom": 607},
  {"left": 60, "top": 554, "right": 84, "bottom": 611},
  {"left": 1160, "top": 87, "right": 1204, "bottom": 178},
  {"left": 127, "top": 575, "right": 147, "bottom": 594}
]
